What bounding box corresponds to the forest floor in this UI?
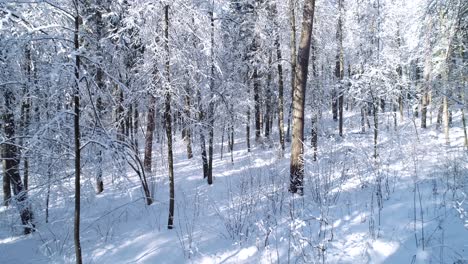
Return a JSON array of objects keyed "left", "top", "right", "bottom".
[{"left": 1, "top": 110, "right": 467, "bottom": 263}]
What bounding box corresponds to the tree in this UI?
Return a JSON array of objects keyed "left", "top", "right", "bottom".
[
  {"left": 164, "top": 5, "right": 175, "bottom": 229},
  {"left": 72, "top": 2, "right": 83, "bottom": 262},
  {"left": 2, "top": 88, "right": 35, "bottom": 234},
  {"left": 335, "top": 0, "right": 345, "bottom": 136},
  {"left": 289, "top": 0, "right": 316, "bottom": 195}
]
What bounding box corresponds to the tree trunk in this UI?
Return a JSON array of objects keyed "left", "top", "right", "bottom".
[
  {"left": 396, "top": 29, "right": 404, "bottom": 123},
  {"left": 246, "top": 78, "right": 251, "bottom": 152},
  {"left": 144, "top": 95, "right": 156, "bottom": 173},
  {"left": 197, "top": 89, "right": 209, "bottom": 178},
  {"left": 3, "top": 88, "right": 34, "bottom": 234},
  {"left": 21, "top": 46, "right": 32, "bottom": 192},
  {"left": 275, "top": 33, "right": 285, "bottom": 155},
  {"left": 373, "top": 100, "right": 378, "bottom": 159},
  {"left": 421, "top": 20, "right": 432, "bottom": 129},
  {"left": 254, "top": 68, "right": 261, "bottom": 142},
  {"left": 164, "top": 5, "right": 175, "bottom": 229},
  {"left": 361, "top": 106, "right": 366, "bottom": 133},
  {"left": 311, "top": 38, "right": 318, "bottom": 161},
  {"left": 73, "top": 11, "right": 83, "bottom": 264},
  {"left": 335, "top": 0, "right": 344, "bottom": 136},
  {"left": 207, "top": 9, "right": 215, "bottom": 185},
  {"left": 183, "top": 85, "right": 193, "bottom": 159},
  {"left": 265, "top": 54, "right": 272, "bottom": 139},
  {"left": 443, "top": 96, "right": 450, "bottom": 144},
  {"left": 2, "top": 147, "right": 11, "bottom": 206},
  {"left": 462, "top": 96, "right": 468, "bottom": 148},
  {"left": 290, "top": 0, "right": 316, "bottom": 195},
  {"left": 116, "top": 87, "right": 125, "bottom": 141},
  {"left": 287, "top": 0, "right": 297, "bottom": 143},
  {"left": 94, "top": 0, "right": 105, "bottom": 194}
]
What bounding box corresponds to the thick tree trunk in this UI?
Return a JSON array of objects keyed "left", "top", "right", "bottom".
[
  {"left": 290, "top": 0, "right": 316, "bottom": 195},
  {"left": 164, "top": 5, "right": 175, "bottom": 229}
]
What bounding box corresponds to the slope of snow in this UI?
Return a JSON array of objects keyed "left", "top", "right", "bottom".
[{"left": 1, "top": 111, "right": 467, "bottom": 263}]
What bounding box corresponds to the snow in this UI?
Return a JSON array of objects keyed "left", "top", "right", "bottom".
[{"left": 1, "top": 111, "right": 467, "bottom": 264}]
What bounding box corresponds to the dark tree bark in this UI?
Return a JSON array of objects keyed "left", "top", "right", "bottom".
[
  {"left": 116, "top": 87, "right": 125, "bottom": 141},
  {"left": 254, "top": 67, "right": 261, "bottom": 142},
  {"left": 2, "top": 88, "right": 34, "bottom": 234},
  {"left": 197, "top": 88, "right": 209, "bottom": 179},
  {"left": 20, "top": 45, "right": 32, "bottom": 192},
  {"left": 265, "top": 54, "right": 272, "bottom": 139},
  {"left": 311, "top": 39, "right": 318, "bottom": 161},
  {"left": 143, "top": 95, "right": 156, "bottom": 173},
  {"left": 207, "top": 9, "right": 215, "bottom": 185},
  {"left": 290, "top": 0, "right": 316, "bottom": 195},
  {"left": 2, "top": 145, "right": 11, "bottom": 206},
  {"left": 164, "top": 5, "right": 175, "bottom": 229},
  {"left": 335, "top": 0, "right": 344, "bottom": 136},
  {"left": 95, "top": 0, "right": 105, "bottom": 194},
  {"left": 73, "top": 9, "right": 83, "bottom": 264}
]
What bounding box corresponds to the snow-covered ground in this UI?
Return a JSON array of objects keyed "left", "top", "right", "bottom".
[{"left": 1, "top": 111, "right": 467, "bottom": 263}]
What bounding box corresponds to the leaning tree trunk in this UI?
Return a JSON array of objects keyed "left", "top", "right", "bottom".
[
  {"left": 290, "top": 0, "right": 316, "bottom": 195},
  {"left": 164, "top": 5, "right": 175, "bottom": 229}
]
